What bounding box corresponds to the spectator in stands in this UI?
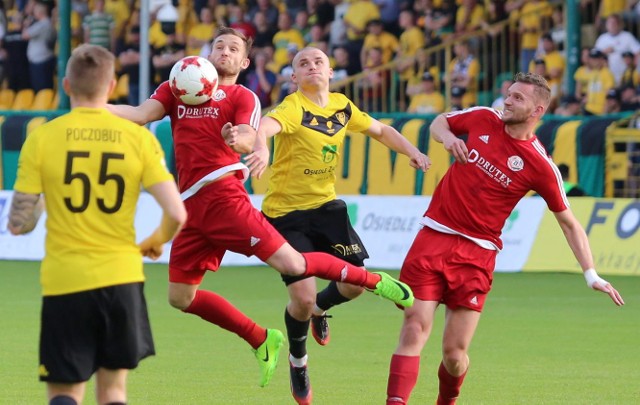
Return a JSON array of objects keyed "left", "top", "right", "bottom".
[
  {"left": 293, "top": 8, "right": 311, "bottom": 41},
  {"left": 276, "top": 43, "right": 298, "bottom": 102},
  {"left": 447, "top": 40, "right": 480, "bottom": 108},
  {"left": 186, "top": 7, "right": 216, "bottom": 57},
  {"left": 245, "top": 49, "right": 277, "bottom": 108},
  {"left": 83, "top": 0, "right": 116, "bottom": 51},
  {"left": 407, "top": 71, "right": 445, "bottom": 114},
  {"left": 454, "top": 0, "right": 485, "bottom": 35},
  {"left": 248, "top": 0, "right": 279, "bottom": 27},
  {"left": 574, "top": 47, "right": 592, "bottom": 101},
  {"left": 307, "top": 23, "right": 328, "bottom": 49},
  {"left": 272, "top": 12, "right": 305, "bottom": 71},
  {"left": 328, "top": 0, "right": 349, "bottom": 50},
  {"left": 554, "top": 94, "right": 582, "bottom": 116},
  {"left": 343, "top": 0, "right": 381, "bottom": 71},
  {"left": 331, "top": 44, "right": 358, "bottom": 83},
  {"left": 449, "top": 85, "right": 465, "bottom": 111},
  {"left": 373, "top": 0, "right": 401, "bottom": 36},
  {"left": 420, "top": 0, "right": 455, "bottom": 42},
  {"left": 605, "top": 88, "right": 622, "bottom": 113},
  {"left": 360, "top": 19, "right": 399, "bottom": 69},
  {"left": 313, "top": 0, "right": 337, "bottom": 35},
  {"left": 531, "top": 33, "right": 564, "bottom": 109},
  {"left": 4, "top": 11, "right": 31, "bottom": 91},
  {"left": 22, "top": 0, "right": 56, "bottom": 93},
  {"left": 595, "top": 14, "right": 640, "bottom": 86},
  {"left": 105, "top": 0, "right": 130, "bottom": 43},
  {"left": 152, "top": 17, "right": 185, "bottom": 84},
  {"left": 228, "top": 2, "right": 256, "bottom": 40},
  {"left": 593, "top": 0, "right": 627, "bottom": 31},
  {"left": 619, "top": 84, "right": 640, "bottom": 111},
  {"left": 584, "top": 48, "right": 616, "bottom": 115},
  {"left": 491, "top": 78, "right": 513, "bottom": 111},
  {"left": 118, "top": 25, "right": 152, "bottom": 106},
  {"left": 252, "top": 10, "right": 277, "bottom": 54},
  {"left": 396, "top": 9, "right": 426, "bottom": 95},
  {"left": 619, "top": 50, "right": 640, "bottom": 88},
  {"left": 510, "top": 0, "right": 552, "bottom": 73},
  {"left": 359, "top": 46, "right": 391, "bottom": 112},
  {"left": 558, "top": 164, "right": 587, "bottom": 196}
]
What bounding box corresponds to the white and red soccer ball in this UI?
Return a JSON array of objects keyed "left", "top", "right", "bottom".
[{"left": 169, "top": 56, "right": 219, "bottom": 105}]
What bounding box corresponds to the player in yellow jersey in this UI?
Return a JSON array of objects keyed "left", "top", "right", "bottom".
[
  {"left": 8, "top": 44, "right": 186, "bottom": 405},
  {"left": 248, "top": 47, "right": 431, "bottom": 405}
]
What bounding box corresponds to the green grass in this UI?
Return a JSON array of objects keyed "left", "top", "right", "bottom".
[{"left": 1, "top": 261, "right": 638, "bottom": 404}]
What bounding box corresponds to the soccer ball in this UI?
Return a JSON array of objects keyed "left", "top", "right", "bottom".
[{"left": 169, "top": 56, "right": 219, "bottom": 105}]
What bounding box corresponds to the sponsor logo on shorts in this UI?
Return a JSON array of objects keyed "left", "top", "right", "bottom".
[
  {"left": 331, "top": 243, "right": 363, "bottom": 256},
  {"left": 470, "top": 296, "right": 479, "bottom": 306},
  {"left": 251, "top": 236, "right": 260, "bottom": 247}
]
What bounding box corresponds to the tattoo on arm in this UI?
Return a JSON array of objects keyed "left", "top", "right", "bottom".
[{"left": 8, "top": 192, "right": 44, "bottom": 235}]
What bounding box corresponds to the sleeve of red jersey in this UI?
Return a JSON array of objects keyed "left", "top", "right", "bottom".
[
  {"left": 445, "top": 107, "right": 500, "bottom": 137},
  {"left": 150, "top": 81, "right": 175, "bottom": 113},
  {"left": 234, "top": 87, "right": 262, "bottom": 130},
  {"left": 533, "top": 156, "right": 570, "bottom": 212}
]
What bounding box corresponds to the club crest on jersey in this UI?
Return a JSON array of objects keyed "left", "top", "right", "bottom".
[
  {"left": 213, "top": 89, "right": 226, "bottom": 101},
  {"left": 507, "top": 156, "right": 524, "bottom": 171}
]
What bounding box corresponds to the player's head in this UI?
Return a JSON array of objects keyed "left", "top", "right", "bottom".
[
  {"left": 291, "top": 47, "right": 333, "bottom": 91},
  {"left": 64, "top": 44, "right": 115, "bottom": 103},
  {"left": 502, "top": 72, "right": 551, "bottom": 124},
  {"left": 209, "top": 27, "right": 252, "bottom": 77}
]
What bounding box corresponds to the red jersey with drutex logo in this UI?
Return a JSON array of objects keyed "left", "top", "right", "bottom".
[
  {"left": 151, "top": 81, "right": 261, "bottom": 194},
  {"left": 424, "top": 107, "right": 568, "bottom": 250}
]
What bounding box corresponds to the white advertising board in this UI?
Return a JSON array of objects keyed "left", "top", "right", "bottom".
[{"left": 0, "top": 191, "right": 547, "bottom": 272}]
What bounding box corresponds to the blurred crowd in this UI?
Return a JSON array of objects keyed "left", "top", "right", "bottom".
[{"left": 2, "top": 0, "right": 640, "bottom": 115}]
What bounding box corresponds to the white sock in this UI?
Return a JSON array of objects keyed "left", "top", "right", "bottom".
[
  {"left": 289, "top": 354, "right": 308, "bottom": 368},
  {"left": 311, "top": 305, "right": 325, "bottom": 317}
]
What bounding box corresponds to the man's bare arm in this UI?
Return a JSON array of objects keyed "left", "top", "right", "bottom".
[
  {"left": 106, "top": 99, "right": 166, "bottom": 126},
  {"left": 8, "top": 192, "right": 44, "bottom": 235}
]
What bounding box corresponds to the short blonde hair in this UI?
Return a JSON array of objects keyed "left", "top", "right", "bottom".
[
  {"left": 65, "top": 44, "right": 115, "bottom": 100},
  {"left": 514, "top": 72, "right": 551, "bottom": 110}
]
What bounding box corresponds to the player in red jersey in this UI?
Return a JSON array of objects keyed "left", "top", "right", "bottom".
[
  {"left": 108, "top": 27, "right": 414, "bottom": 389},
  {"left": 385, "top": 72, "right": 625, "bottom": 405}
]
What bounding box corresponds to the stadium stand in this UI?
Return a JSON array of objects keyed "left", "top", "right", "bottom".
[{"left": 30, "top": 88, "right": 54, "bottom": 110}]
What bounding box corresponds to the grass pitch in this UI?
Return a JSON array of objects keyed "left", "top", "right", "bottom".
[{"left": 0, "top": 261, "right": 638, "bottom": 404}]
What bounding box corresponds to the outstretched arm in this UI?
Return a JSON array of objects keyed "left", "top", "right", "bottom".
[
  {"left": 106, "top": 99, "right": 166, "bottom": 126},
  {"left": 8, "top": 192, "right": 44, "bottom": 235},
  {"left": 244, "top": 116, "right": 282, "bottom": 179},
  {"left": 553, "top": 209, "right": 625, "bottom": 306},
  {"left": 365, "top": 120, "right": 431, "bottom": 172}
]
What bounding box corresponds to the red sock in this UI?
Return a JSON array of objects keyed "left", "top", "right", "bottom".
[
  {"left": 386, "top": 354, "right": 420, "bottom": 405},
  {"left": 301, "top": 252, "right": 381, "bottom": 289},
  {"left": 437, "top": 361, "right": 467, "bottom": 405},
  {"left": 184, "top": 290, "right": 266, "bottom": 349}
]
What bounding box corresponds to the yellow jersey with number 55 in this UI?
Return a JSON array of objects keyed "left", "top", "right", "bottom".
[{"left": 14, "top": 107, "right": 174, "bottom": 296}]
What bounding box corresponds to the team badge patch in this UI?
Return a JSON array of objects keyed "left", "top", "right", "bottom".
[
  {"left": 507, "top": 156, "right": 524, "bottom": 171},
  {"left": 213, "top": 89, "right": 226, "bottom": 101}
]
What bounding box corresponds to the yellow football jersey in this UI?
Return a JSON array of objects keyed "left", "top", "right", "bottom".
[
  {"left": 263, "top": 92, "right": 372, "bottom": 218},
  {"left": 14, "top": 107, "right": 173, "bottom": 295}
]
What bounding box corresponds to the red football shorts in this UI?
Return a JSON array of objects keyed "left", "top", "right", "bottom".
[
  {"left": 399, "top": 226, "right": 497, "bottom": 311},
  {"left": 169, "top": 175, "right": 286, "bottom": 284}
]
